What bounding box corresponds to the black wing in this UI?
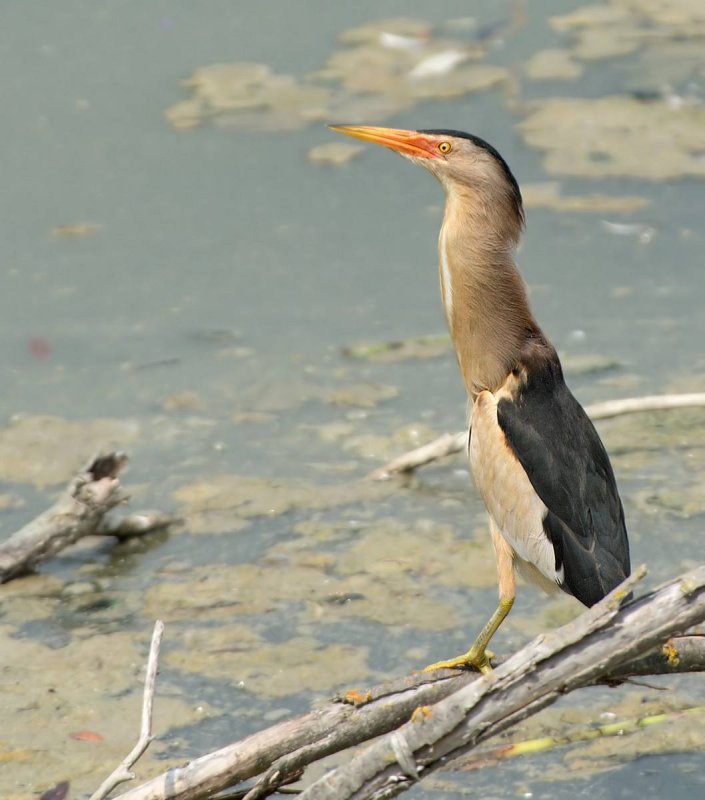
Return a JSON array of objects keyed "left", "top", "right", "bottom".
[{"left": 497, "top": 357, "right": 630, "bottom": 607}]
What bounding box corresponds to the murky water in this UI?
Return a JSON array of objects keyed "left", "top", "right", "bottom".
[{"left": 2, "top": 1, "right": 705, "bottom": 798}]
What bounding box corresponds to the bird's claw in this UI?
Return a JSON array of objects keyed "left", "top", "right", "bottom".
[{"left": 422, "top": 647, "right": 494, "bottom": 674}]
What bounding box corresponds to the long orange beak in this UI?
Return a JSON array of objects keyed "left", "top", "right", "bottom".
[{"left": 328, "top": 125, "right": 441, "bottom": 160}]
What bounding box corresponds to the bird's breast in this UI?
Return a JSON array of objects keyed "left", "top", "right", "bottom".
[{"left": 470, "top": 389, "right": 563, "bottom": 588}]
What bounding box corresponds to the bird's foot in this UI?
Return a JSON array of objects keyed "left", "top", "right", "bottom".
[{"left": 422, "top": 647, "right": 494, "bottom": 674}]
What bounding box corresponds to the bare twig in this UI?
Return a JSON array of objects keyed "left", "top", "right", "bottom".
[
  {"left": 368, "top": 392, "right": 705, "bottom": 479},
  {"left": 366, "top": 432, "right": 467, "bottom": 481},
  {"left": 453, "top": 702, "right": 705, "bottom": 772},
  {"left": 90, "top": 620, "right": 165, "bottom": 800},
  {"left": 112, "top": 566, "right": 705, "bottom": 800}
]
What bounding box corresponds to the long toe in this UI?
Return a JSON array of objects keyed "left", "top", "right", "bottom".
[{"left": 422, "top": 648, "right": 494, "bottom": 674}]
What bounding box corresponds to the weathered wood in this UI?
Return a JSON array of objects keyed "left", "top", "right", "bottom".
[
  {"left": 0, "top": 453, "right": 128, "bottom": 582},
  {"left": 366, "top": 431, "right": 467, "bottom": 481},
  {"left": 0, "top": 453, "right": 179, "bottom": 583},
  {"left": 112, "top": 566, "right": 705, "bottom": 800},
  {"left": 302, "top": 566, "right": 705, "bottom": 799},
  {"left": 111, "top": 674, "right": 463, "bottom": 800}
]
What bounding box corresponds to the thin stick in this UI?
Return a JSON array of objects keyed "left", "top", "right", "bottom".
[
  {"left": 454, "top": 703, "right": 705, "bottom": 772},
  {"left": 366, "top": 431, "right": 467, "bottom": 481},
  {"left": 586, "top": 392, "right": 705, "bottom": 420},
  {"left": 367, "top": 392, "right": 705, "bottom": 480},
  {"left": 90, "top": 621, "right": 165, "bottom": 800}
]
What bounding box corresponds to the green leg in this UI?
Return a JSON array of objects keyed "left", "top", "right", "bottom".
[{"left": 422, "top": 597, "right": 514, "bottom": 674}]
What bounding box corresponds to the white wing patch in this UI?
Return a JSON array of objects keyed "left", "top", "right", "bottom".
[{"left": 470, "top": 390, "right": 564, "bottom": 588}]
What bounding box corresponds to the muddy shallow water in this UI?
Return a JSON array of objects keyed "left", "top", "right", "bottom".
[{"left": 1, "top": 1, "right": 705, "bottom": 798}]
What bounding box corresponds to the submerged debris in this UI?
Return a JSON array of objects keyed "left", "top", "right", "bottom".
[
  {"left": 165, "top": 18, "right": 505, "bottom": 132},
  {"left": 0, "top": 627, "right": 208, "bottom": 798},
  {"left": 173, "top": 473, "right": 392, "bottom": 534},
  {"left": 551, "top": 0, "right": 705, "bottom": 64},
  {"left": 519, "top": 96, "right": 705, "bottom": 179},
  {"left": 165, "top": 62, "right": 330, "bottom": 131},
  {"left": 308, "top": 141, "right": 364, "bottom": 166},
  {"left": 601, "top": 219, "right": 658, "bottom": 243},
  {"left": 522, "top": 182, "right": 648, "bottom": 213},
  {"left": 524, "top": 48, "right": 584, "bottom": 80},
  {"left": 324, "top": 383, "right": 398, "bottom": 408},
  {"left": 166, "top": 629, "right": 371, "bottom": 698},
  {"left": 559, "top": 353, "right": 622, "bottom": 377},
  {"left": 0, "top": 415, "right": 139, "bottom": 488},
  {"left": 343, "top": 334, "right": 450, "bottom": 362},
  {"left": 336, "top": 18, "right": 432, "bottom": 45},
  {"left": 50, "top": 223, "right": 102, "bottom": 238},
  {"left": 409, "top": 49, "right": 470, "bottom": 79}
]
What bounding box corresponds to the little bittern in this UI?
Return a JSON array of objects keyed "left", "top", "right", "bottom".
[{"left": 330, "top": 125, "right": 631, "bottom": 673}]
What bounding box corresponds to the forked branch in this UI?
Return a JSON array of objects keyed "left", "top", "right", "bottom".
[
  {"left": 90, "top": 621, "right": 165, "bottom": 800},
  {"left": 111, "top": 565, "right": 705, "bottom": 800},
  {"left": 0, "top": 453, "right": 179, "bottom": 583}
]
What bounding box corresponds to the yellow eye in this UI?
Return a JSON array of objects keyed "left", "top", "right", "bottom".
[{"left": 438, "top": 141, "right": 452, "bottom": 154}]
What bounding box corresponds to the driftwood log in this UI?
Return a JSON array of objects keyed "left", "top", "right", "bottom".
[
  {"left": 0, "top": 453, "right": 177, "bottom": 583},
  {"left": 367, "top": 392, "right": 705, "bottom": 480},
  {"left": 109, "top": 565, "right": 705, "bottom": 800}
]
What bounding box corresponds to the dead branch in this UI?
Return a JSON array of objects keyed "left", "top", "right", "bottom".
[
  {"left": 366, "top": 432, "right": 467, "bottom": 481},
  {"left": 98, "top": 511, "right": 181, "bottom": 540},
  {"left": 454, "top": 702, "right": 705, "bottom": 773},
  {"left": 368, "top": 392, "right": 705, "bottom": 479},
  {"left": 90, "top": 620, "right": 165, "bottom": 800},
  {"left": 112, "top": 565, "right": 705, "bottom": 800},
  {"left": 0, "top": 453, "right": 127, "bottom": 582},
  {"left": 587, "top": 392, "right": 705, "bottom": 421},
  {"left": 0, "top": 453, "right": 178, "bottom": 583},
  {"left": 301, "top": 565, "right": 705, "bottom": 799}
]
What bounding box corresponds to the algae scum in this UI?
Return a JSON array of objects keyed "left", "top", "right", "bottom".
[{"left": 2, "top": 1, "right": 705, "bottom": 798}]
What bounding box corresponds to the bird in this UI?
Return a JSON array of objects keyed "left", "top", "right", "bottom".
[{"left": 329, "top": 125, "right": 631, "bottom": 673}]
